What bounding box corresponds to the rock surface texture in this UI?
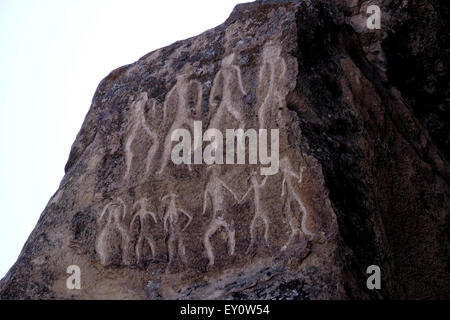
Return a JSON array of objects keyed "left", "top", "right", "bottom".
[{"left": 1, "top": 0, "right": 449, "bottom": 299}]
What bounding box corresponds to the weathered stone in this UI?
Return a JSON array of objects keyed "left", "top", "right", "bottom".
[{"left": 1, "top": 0, "right": 448, "bottom": 299}]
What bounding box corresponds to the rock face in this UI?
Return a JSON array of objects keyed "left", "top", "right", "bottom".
[{"left": 1, "top": 0, "right": 449, "bottom": 299}]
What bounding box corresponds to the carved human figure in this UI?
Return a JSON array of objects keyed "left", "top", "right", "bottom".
[
  {"left": 208, "top": 52, "right": 247, "bottom": 130},
  {"left": 129, "top": 198, "right": 158, "bottom": 264},
  {"left": 202, "top": 166, "right": 241, "bottom": 266},
  {"left": 157, "top": 73, "right": 202, "bottom": 175},
  {"left": 96, "top": 198, "right": 131, "bottom": 265},
  {"left": 124, "top": 93, "right": 159, "bottom": 180},
  {"left": 240, "top": 171, "right": 270, "bottom": 252},
  {"left": 161, "top": 194, "right": 193, "bottom": 265},
  {"left": 257, "top": 44, "right": 287, "bottom": 129},
  {"left": 279, "top": 157, "right": 315, "bottom": 251}
]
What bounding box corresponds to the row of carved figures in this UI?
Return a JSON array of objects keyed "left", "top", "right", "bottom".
[
  {"left": 96, "top": 157, "right": 316, "bottom": 267},
  {"left": 123, "top": 44, "right": 288, "bottom": 181}
]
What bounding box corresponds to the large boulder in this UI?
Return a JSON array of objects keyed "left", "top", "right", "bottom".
[{"left": 1, "top": 0, "right": 448, "bottom": 299}]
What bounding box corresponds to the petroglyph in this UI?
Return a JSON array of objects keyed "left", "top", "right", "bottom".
[
  {"left": 202, "top": 166, "right": 240, "bottom": 266},
  {"left": 257, "top": 43, "right": 287, "bottom": 129},
  {"left": 130, "top": 198, "right": 158, "bottom": 264},
  {"left": 157, "top": 73, "right": 203, "bottom": 175},
  {"left": 209, "top": 53, "right": 247, "bottom": 130},
  {"left": 96, "top": 198, "right": 131, "bottom": 265},
  {"left": 240, "top": 172, "right": 270, "bottom": 252},
  {"left": 162, "top": 194, "right": 193, "bottom": 265},
  {"left": 98, "top": 48, "right": 309, "bottom": 269},
  {"left": 279, "top": 157, "right": 315, "bottom": 251},
  {"left": 124, "top": 93, "right": 159, "bottom": 180}
]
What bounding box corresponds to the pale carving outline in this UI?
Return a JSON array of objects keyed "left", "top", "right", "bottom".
[
  {"left": 124, "top": 93, "right": 159, "bottom": 180},
  {"left": 157, "top": 74, "right": 203, "bottom": 175},
  {"left": 208, "top": 52, "right": 247, "bottom": 130},
  {"left": 240, "top": 171, "right": 270, "bottom": 252},
  {"left": 130, "top": 198, "right": 158, "bottom": 264},
  {"left": 202, "top": 166, "right": 240, "bottom": 266},
  {"left": 96, "top": 198, "right": 131, "bottom": 265},
  {"left": 162, "top": 194, "right": 193, "bottom": 264},
  {"left": 257, "top": 44, "right": 287, "bottom": 130},
  {"left": 279, "top": 157, "right": 315, "bottom": 251}
]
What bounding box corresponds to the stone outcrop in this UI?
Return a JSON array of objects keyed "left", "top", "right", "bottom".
[{"left": 1, "top": 0, "right": 448, "bottom": 299}]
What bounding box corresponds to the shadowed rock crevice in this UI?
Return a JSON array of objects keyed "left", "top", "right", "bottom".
[{"left": 288, "top": 0, "right": 449, "bottom": 299}]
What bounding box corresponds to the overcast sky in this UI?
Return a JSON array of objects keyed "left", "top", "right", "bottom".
[{"left": 0, "top": 0, "right": 245, "bottom": 279}]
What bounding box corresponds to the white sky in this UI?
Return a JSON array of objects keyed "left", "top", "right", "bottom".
[{"left": 0, "top": 0, "right": 245, "bottom": 279}]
